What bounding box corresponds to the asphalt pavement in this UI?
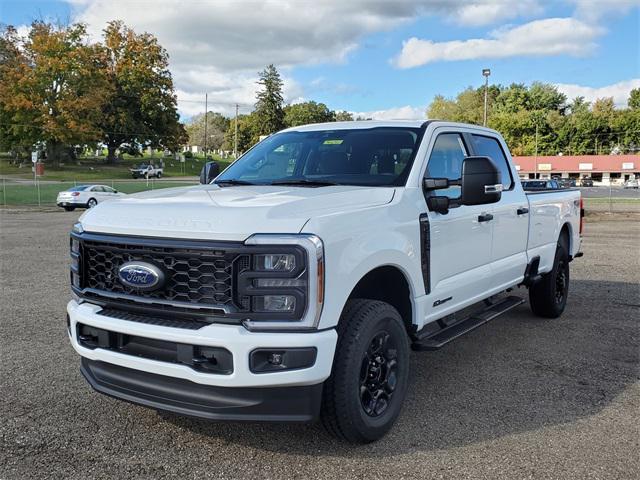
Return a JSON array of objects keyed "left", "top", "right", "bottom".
[{"left": 1, "top": 208, "right": 638, "bottom": 479}]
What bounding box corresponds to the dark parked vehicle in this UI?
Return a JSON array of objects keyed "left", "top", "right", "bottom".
[
  {"left": 521, "top": 179, "right": 560, "bottom": 191},
  {"left": 581, "top": 177, "right": 594, "bottom": 187},
  {"left": 558, "top": 178, "right": 576, "bottom": 188}
]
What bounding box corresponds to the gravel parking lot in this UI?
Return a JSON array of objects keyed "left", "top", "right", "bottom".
[{"left": 1, "top": 208, "right": 638, "bottom": 479}]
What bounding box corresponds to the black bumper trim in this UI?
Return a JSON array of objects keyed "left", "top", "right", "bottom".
[{"left": 80, "top": 358, "right": 323, "bottom": 422}]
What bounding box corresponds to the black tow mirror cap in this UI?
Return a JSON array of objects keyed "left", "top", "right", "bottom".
[
  {"left": 460, "top": 156, "right": 502, "bottom": 206},
  {"left": 199, "top": 161, "right": 220, "bottom": 184}
]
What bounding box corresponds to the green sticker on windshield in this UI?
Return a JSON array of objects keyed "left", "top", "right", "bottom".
[{"left": 323, "top": 139, "right": 343, "bottom": 145}]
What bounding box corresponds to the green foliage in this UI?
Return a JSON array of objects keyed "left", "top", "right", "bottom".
[
  {"left": 100, "top": 21, "right": 187, "bottom": 163},
  {"left": 284, "top": 101, "right": 335, "bottom": 127},
  {"left": 428, "top": 82, "right": 639, "bottom": 155},
  {"left": 0, "top": 22, "right": 111, "bottom": 165},
  {"left": 334, "top": 110, "right": 354, "bottom": 121},
  {"left": 185, "top": 111, "right": 230, "bottom": 151},
  {"left": 254, "top": 64, "right": 285, "bottom": 136},
  {"left": 628, "top": 88, "right": 640, "bottom": 110}
]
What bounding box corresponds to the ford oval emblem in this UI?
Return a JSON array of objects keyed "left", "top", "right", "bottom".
[{"left": 118, "top": 261, "right": 165, "bottom": 290}]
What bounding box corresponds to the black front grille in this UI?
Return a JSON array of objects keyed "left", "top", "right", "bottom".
[
  {"left": 76, "top": 233, "right": 250, "bottom": 314},
  {"left": 98, "top": 308, "right": 208, "bottom": 330}
]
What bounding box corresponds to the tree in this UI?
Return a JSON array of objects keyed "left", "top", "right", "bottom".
[
  {"left": 284, "top": 101, "right": 334, "bottom": 127},
  {"left": 100, "top": 21, "right": 186, "bottom": 163},
  {"left": 222, "top": 113, "right": 259, "bottom": 153},
  {"left": 0, "top": 26, "right": 29, "bottom": 153},
  {"left": 254, "top": 64, "right": 285, "bottom": 136},
  {"left": 0, "top": 22, "right": 110, "bottom": 165},
  {"left": 186, "top": 111, "right": 229, "bottom": 151},
  {"left": 426, "top": 94, "right": 457, "bottom": 120},
  {"left": 628, "top": 88, "right": 640, "bottom": 110},
  {"left": 334, "top": 110, "right": 354, "bottom": 121}
]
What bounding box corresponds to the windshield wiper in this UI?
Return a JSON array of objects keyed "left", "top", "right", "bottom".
[
  {"left": 270, "top": 179, "right": 340, "bottom": 187},
  {"left": 214, "top": 179, "right": 256, "bottom": 186}
]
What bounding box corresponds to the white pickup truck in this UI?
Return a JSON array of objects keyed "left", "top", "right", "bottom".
[
  {"left": 130, "top": 163, "right": 163, "bottom": 179},
  {"left": 67, "top": 121, "right": 583, "bottom": 443}
]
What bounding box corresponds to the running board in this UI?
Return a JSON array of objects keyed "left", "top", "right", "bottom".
[{"left": 412, "top": 295, "right": 525, "bottom": 351}]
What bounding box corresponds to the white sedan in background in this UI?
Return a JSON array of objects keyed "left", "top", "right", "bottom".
[{"left": 56, "top": 185, "right": 126, "bottom": 211}]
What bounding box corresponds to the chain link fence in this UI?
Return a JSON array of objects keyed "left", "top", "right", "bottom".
[{"left": 1, "top": 177, "right": 199, "bottom": 207}]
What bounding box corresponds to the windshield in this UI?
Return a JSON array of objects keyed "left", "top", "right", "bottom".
[{"left": 215, "top": 126, "right": 425, "bottom": 187}]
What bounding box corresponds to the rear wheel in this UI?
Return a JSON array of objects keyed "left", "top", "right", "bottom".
[
  {"left": 87, "top": 198, "right": 97, "bottom": 208},
  {"left": 529, "top": 237, "right": 570, "bottom": 318},
  {"left": 156, "top": 171, "right": 162, "bottom": 178},
  {"left": 321, "top": 299, "right": 410, "bottom": 443}
]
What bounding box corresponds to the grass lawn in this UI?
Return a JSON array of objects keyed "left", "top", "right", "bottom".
[
  {"left": 0, "top": 152, "right": 233, "bottom": 181},
  {"left": 0, "top": 180, "right": 198, "bottom": 206},
  {"left": 584, "top": 197, "right": 640, "bottom": 204}
]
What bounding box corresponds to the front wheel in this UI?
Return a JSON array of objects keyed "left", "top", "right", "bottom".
[
  {"left": 529, "top": 239, "right": 570, "bottom": 318},
  {"left": 321, "top": 299, "right": 410, "bottom": 443}
]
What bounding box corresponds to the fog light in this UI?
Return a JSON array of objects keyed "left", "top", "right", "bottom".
[
  {"left": 250, "top": 348, "right": 317, "bottom": 373},
  {"left": 269, "top": 352, "right": 283, "bottom": 366},
  {"left": 254, "top": 295, "right": 295, "bottom": 312}
]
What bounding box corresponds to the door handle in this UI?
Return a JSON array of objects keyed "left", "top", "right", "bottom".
[
  {"left": 478, "top": 213, "right": 494, "bottom": 222},
  {"left": 517, "top": 207, "right": 529, "bottom": 215}
]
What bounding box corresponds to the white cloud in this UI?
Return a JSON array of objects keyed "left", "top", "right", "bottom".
[
  {"left": 351, "top": 105, "right": 425, "bottom": 121},
  {"left": 64, "top": 0, "right": 540, "bottom": 117},
  {"left": 555, "top": 79, "right": 640, "bottom": 108},
  {"left": 570, "top": 0, "right": 640, "bottom": 22},
  {"left": 454, "top": 0, "right": 542, "bottom": 26},
  {"left": 394, "top": 17, "right": 603, "bottom": 68}
]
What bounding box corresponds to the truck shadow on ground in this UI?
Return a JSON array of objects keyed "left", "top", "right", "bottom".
[{"left": 161, "top": 279, "right": 639, "bottom": 457}]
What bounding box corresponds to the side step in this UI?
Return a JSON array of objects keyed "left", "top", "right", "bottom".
[{"left": 412, "top": 295, "right": 524, "bottom": 351}]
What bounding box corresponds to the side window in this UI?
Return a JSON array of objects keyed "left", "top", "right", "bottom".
[
  {"left": 470, "top": 134, "right": 513, "bottom": 189},
  {"left": 425, "top": 133, "right": 467, "bottom": 199},
  {"left": 92, "top": 186, "right": 104, "bottom": 192}
]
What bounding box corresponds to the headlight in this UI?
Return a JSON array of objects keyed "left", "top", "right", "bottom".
[
  {"left": 254, "top": 253, "right": 295, "bottom": 271},
  {"left": 242, "top": 234, "right": 324, "bottom": 330},
  {"left": 72, "top": 222, "right": 84, "bottom": 234}
]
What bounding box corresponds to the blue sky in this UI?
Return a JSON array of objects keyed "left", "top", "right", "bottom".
[{"left": 2, "top": 0, "right": 639, "bottom": 119}]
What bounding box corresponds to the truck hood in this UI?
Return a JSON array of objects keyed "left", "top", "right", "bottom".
[{"left": 79, "top": 184, "right": 395, "bottom": 241}]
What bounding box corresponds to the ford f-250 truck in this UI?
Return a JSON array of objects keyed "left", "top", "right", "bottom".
[{"left": 67, "top": 121, "right": 583, "bottom": 443}]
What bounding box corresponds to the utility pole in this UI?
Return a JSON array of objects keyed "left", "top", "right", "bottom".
[
  {"left": 234, "top": 103, "right": 239, "bottom": 158},
  {"left": 482, "top": 68, "right": 491, "bottom": 127},
  {"left": 203, "top": 93, "right": 208, "bottom": 157},
  {"left": 535, "top": 122, "right": 539, "bottom": 179}
]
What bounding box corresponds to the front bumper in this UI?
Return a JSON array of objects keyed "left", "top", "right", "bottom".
[
  {"left": 68, "top": 298, "right": 336, "bottom": 392},
  {"left": 81, "top": 358, "right": 323, "bottom": 421}
]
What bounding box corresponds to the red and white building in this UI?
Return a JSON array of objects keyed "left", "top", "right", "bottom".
[{"left": 513, "top": 155, "right": 640, "bottom": 185}]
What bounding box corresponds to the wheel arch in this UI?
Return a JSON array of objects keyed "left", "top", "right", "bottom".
[{"left": 342, "top": 264, "right": 415, "bottom": 333}]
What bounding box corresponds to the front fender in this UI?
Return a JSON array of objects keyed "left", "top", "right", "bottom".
[{"left": 302, "top": 202, "right": 424, "bottom": 330}]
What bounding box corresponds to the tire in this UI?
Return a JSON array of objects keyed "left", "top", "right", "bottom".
[
  {"left": 321, "top": 299, "right": 410, "bottom": 443},
  {"left": 63, "top": 206, "right": 75, "bottom": 212},
  {"left": 529, "top": 236, "right": 570, "bottom": 318},
  {"left": 87, "top": 198, "right": 97, "bottom": 208},
  {"left": 156, "top": 171, "right": 162, "bottom": 178}
]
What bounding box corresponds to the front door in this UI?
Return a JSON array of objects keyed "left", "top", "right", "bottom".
[{"left": 422, "top": 130, "right": 494, "bottom": 319}]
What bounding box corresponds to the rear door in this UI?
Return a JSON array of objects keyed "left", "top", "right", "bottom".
[
  {"left": 468, "top": 133, "right": 528, "bottom": 288},
  {"left": 422, "top": 130, "right": 494, "bottom": 313}
]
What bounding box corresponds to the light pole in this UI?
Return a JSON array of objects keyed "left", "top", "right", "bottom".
[{"left": 482, "top": 68, "right": 491, "bottom": 127}]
